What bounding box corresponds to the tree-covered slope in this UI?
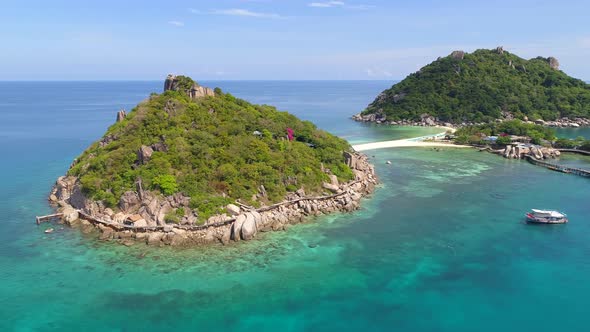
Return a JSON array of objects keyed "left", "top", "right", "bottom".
[
  {"left": 68, "top": 76, "right": 354, "bottom": 217},
  {"left": 363, "top": 48, "right": 590, "bottom": 123}
]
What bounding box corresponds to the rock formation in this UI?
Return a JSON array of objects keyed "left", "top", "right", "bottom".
[
  {"left": 164, "top": 74, "right": 215, "bottom": 99},
  {"left": 548, "top": 57, "right": 559, "bottom": 70},
  {"left": 450, "top": 50, "right": 465, "bottom": 60},
  {"left": 501, "top": 144, "right": 560, "bottom": 160},
  {"left": 137, "top": 145, "right": 153, "bottom": 165},
  {"left": 116, "top": 109, "right": 126, "bottom": 122}
]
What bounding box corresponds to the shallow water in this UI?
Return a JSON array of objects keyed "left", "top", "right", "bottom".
[
  {"left": 555, "top": 127, "right": 590, "bottom": 140},
  {"left": 1, "top": 81, "right": 589, "bottom": 331}
]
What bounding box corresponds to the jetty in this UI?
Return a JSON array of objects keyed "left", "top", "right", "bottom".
[
  {"left": 526, "top": 156, "right": 590, "bottom": 177},
  {"left": 557, "top": 149, "right": 590, "bottom": 156},
  {"left": 36, "top": 213, "right": 63, "bottom": 224}
]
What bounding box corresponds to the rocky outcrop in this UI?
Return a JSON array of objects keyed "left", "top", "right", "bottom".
[
  {"left": 240, "top": 212, "right": 257, "bottom": 241},
  {"left": 352, "top": 111, "right": 454, "bottom": 128},
  {"left": 501, "top": 144, "right": 560, "bottom": 159},
  {"left": 137, "top": 145, "right": 153, "bottom": 165},
  {"left": 225, "top": 204, "right": 241, "bottom": 216},
  {"left": 119, "top": 191, "right": 141, "bottom": 212},
  {"left": 351, "top": 110, "right": 387, "bottom": 124},
  {"left": 451, "top": 50, "right": 465, "bottom": 60},
  {"left": 420, "top": 114, "right": 437, "bottom": 126},
  {"left": 116, "top": 109, "right": 126, "bottom": 122},
  {"left": 548, "top": 57, "right": 559, "bottom": 70},
  {"left": 538, "top": 117, "right": 590, "bottom": 128},
  {"left": 164, "top": 74, "right": 215, "bottom": 100}
]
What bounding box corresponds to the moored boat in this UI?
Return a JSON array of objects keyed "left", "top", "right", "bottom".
[{"left": 526, "top": 209, "right": 568, "bottom": 224}]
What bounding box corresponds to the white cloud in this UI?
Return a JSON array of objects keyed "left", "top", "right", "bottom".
[
  {"left": 309, "top": 1, "right": 345, "bottom": 7},
  {"left": 168, "top": 21, "right": 184, "bottom": 27},
  {"left": 308, "top": 1, "right": 373, "bottom": 10},
  {"left": 190, "top": 8, "right": 284, "bottom": 19}
]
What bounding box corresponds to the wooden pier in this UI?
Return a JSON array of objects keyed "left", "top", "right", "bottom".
[
  {"left": 36, "top": 213, "right": 63, "bottom": 224},
  {"left": 526, "top": 156, "right": 590, "bottom": 177},
  {"left": 557, "top": 149, "right": 590, "bottom": 156}
]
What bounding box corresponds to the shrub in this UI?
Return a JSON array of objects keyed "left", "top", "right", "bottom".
[{"left": 152, "top": 174, "right": 178, "bottom": 196}]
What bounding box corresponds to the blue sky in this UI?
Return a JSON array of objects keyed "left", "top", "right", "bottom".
[{"left": 1, "top": 0, "right": 589, "bottom": 80}]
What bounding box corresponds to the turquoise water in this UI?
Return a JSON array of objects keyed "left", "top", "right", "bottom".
[
  {"left": 557, "top": 153, "right": 590, "bottom": 169},
  {"left": 555, "top": 127, "right": 590, "bottom": 140},
  {"left": 1, "top": 81, "right": 590, "bottom": 331}
]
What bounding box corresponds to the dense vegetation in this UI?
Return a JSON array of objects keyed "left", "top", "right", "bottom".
[
  {"left": 69, "top": 77, "right": 354, "bottom": 217},
  {"left": 454, "top": 120, "right": 556, "bottom": 145},
  {"left": 363, "top": 48, "right": 590, "bottom": 123}
]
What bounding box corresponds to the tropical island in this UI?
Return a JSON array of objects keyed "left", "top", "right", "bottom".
[
  {"left": 354, "top": 47, "right": 590, "bottom": 127},
  {"left": 350, "top": 47, "right": 590, "bottom": 176},
  {"left": 48, "top": 75, "right": 377, "bottom": 246}
]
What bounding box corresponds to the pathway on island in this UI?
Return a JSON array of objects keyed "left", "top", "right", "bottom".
[{"left": 352, "top": 127, "right": 470, "bottom": 151}]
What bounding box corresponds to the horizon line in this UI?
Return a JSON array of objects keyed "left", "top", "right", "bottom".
[{"left": 0, "top": 78, "right": 399, "bottom": 82}]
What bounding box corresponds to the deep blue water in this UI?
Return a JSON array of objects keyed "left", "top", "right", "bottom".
[{"left": 1, "top": 81, "right": 590, "bottom": 331}]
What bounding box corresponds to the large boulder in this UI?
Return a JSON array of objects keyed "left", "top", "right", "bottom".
[
  {"left": 147, "top": 232, "right": 164, "bottom": 245},
  {"left": 54, "top": 176, "right": 78, "bottom": 201},
  {"left": 548, "top": 57, "right": 559, "bottom": 70},
  {"left": 343, "top": 151, "right": 358, "bottom": 169},
  {"left": 503, "top": 145, "right": 512, "bottom": 158},
  {"left": 62, "top": 207, "right": 79, "bottom": 224},
  {"left": 134, "top": 218, "right": 148, "bottom": 228},
  {"left": 137, "top": 145, "right": 153, "bottom": 165},
  {"left": 226, "top": 204, "right": 241, "bottom": 216},
  {"left": 328, "top": 175, "right": 339, "bottom": 187},
  {"left": 450, "top": 50, "right": 465, "bottom": 60},
  {"left": 322, "top": 182, "right": 340, "bottom": 193},
  {"left": 241, "top": 213, "right": 257, "bottom": 241},
  {"left": 116, "top": 109, "right": 126, "bottom": 122},
  {"left": 119, "top": 191, "right": 141, "bottom": 212},
  {"left": 231, "top": 214, "right": 246, "bottom": 241}
]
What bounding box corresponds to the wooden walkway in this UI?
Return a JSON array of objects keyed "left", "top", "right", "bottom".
[
  {"left": 36, "top": 213, "right": 63, "bottom": 224},
  {"left": 557, "top": 149, "right": 590, "bottom": 156},
  {"left": 526, "top": 156, "right": 590, "bottom": 177},
  {"left": 46, "top": 180, "right": 363, "bottom": 232}
]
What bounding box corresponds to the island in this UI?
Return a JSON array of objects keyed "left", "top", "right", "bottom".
[
  {"left": 354, "top": 47, "right": 590, "bottom": 127},
  {"left": 48, "top": 75, "right": 377, "bottom": 246}
]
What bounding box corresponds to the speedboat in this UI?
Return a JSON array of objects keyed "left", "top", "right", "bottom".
[{"left": 526, "top": 209, "right": 568, "bottom": 224}]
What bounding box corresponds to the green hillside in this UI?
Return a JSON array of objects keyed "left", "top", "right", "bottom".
[
  {"left": 362, "top": 48, "right": 590, "bottom": 123},
  {"left": 68, "top": 76, "right": 354, "bottom": 217}
]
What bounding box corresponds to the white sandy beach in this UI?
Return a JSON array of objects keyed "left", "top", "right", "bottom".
[{"left": 352, "top": 127, "right": 470, "bottom": 151}]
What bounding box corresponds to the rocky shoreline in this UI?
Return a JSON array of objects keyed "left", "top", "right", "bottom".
[
  {"left": 49, "top": 151, "right": 377, "bottom": 247},
  {"left": 352, "top": 112, "right": 590, "bottom": 129}
]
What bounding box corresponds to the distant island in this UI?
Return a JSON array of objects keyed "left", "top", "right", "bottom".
[
  {"left": 354, "top": 47, "right": 590, "bottom": 127},
  {"left": 50, "top": 75, "right": 377, "bottom": 246}
]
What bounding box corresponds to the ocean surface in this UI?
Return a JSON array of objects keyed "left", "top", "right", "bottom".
[{"left": 1, "top": 81, "right": 589, "bottom": 331}]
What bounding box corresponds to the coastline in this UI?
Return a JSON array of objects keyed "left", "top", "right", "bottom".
[
  {"left": 48, "top": 152, "right": 378, "bottom": 247},
  {"left": 352, "top": 126, "right": 466, "bottom": 151}
]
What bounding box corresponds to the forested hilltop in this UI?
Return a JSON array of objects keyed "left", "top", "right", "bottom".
[
  {"left": 360, "top": 47, "right": 590, "bottom": 123},
  {"left": 67, "top": 75, "right": 354, "bottom": 219}
]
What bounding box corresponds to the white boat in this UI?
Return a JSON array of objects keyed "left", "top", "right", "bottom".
[{"left": 526, "top": 209, "right": 568, "bottom": 224}]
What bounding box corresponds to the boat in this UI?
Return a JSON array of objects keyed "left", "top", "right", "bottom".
[
  {"left": 44, "top": 228, "right": 54, "bottom": 234},
  {"left": 526, "top": 209, "right": 568, "bottom": 224}
]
